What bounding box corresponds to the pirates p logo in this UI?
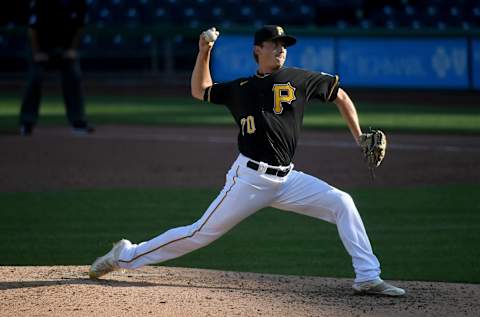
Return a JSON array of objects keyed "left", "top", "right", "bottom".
[
  {"left": 276, "top": 26, "right": 284, "bottom": 36},
  {"left": 272, "top": 82, "right": 296, "bottom": 114}
]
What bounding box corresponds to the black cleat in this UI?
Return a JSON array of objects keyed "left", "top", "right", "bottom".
[
  {"left": 72, "top": 121, "right": 95, "bottom": 135},
  {"left": 20, "top": 123, "right": 34, "bottom": 136}
]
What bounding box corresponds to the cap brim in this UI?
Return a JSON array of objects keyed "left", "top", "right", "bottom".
[{"left": 272, "top": 35, "right": 297, "bottom": 47}]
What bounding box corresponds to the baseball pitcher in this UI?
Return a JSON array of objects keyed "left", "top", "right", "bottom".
[{"left": 90, "top": 25, "right": 402, "bottom": 296}]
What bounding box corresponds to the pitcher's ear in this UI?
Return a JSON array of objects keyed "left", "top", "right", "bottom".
[{"left": 253, "top": 46, "right": 261, "bottom": 63}]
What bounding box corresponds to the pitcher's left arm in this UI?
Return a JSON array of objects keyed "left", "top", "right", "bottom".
[{"left": 333, "top": 88, "right": 362, "bottom": 144}]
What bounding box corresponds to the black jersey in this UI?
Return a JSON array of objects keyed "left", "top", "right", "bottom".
[{"left": 204, "top": 67, "right": 340, "bottom": 166}]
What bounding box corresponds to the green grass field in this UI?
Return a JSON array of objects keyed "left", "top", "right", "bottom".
[
  {"left": 1, "top": 94, "right": 480, "bottom": 134},
  {"left": 1, "top": 185, "right": 479, "bottom": 283}
]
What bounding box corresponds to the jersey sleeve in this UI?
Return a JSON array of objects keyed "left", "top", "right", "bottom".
[
  {"left": 304, "top": 71, "right": 340, "bottom": 103},
  {"left": 203, "top": 81, "right": 235, "bottom": 105}
]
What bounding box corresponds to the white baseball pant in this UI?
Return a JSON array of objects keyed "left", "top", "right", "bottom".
[{"left": 118, "top": 154, "right": 381, "bottom": 282}]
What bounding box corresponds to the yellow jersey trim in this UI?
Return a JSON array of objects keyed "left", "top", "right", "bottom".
[{"left": 327, "top": 75, "right": 339, "bottom": 101}]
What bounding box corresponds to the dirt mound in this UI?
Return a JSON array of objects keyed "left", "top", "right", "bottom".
[{"left": 1, "top": 266, "right": 478, "bottom": 317}]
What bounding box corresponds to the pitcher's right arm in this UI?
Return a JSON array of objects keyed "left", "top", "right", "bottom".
[{"left": 191, "top": 32, "right": 217, "bottom": 100}]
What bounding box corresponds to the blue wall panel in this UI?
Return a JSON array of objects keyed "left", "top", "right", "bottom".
[
  {"left": 283, "top": 37, "right": 335, "bottom": 74},
  {"left": 211, "top": 35, "right": 256, "bottom": 82},
  {"left": 212, "top": 35, "right": 334, "bottom": 82},
  {"left": 212, "top": 35, "right": 472, "bottom": 89},
  {"left": 337, "top": 37, "right": 469, "bottom": 88},
  {"left": 473, "top": 39, "right": 480, "bottom": 90}
]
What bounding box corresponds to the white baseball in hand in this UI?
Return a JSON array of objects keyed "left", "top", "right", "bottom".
[{"left": 202, "top": 27, "right": 219, "bottom": 43}]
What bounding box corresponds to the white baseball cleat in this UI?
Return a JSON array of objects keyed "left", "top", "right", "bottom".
[
  {"left": 352, "top": 278, "right": 406, "bottom": 297},
  {"left": 89, "top": 239, "right": 131, "bottom": 279}
]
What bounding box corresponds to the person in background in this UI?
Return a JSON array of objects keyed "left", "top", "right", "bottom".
[{"left": 19, "top": 0, "right": 93, "bottom": 135}]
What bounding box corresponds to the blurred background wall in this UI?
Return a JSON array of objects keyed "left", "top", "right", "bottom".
[{"left": 0, "top": 0, "right": 479, "bottom": 102}]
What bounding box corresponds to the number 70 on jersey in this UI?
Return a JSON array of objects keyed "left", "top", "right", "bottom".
[{"left": 240, "top": 116, "right": 256, "bottom": 136}]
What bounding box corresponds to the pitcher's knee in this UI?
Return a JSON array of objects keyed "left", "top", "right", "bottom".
[
  {"left": 334, "top": 191, "right": 357, "bottom": 213},
  {"left": 185, "top": 222, "right": 224, "bottom": 248},
  {"left": 194, "top": 230, "right": 222, "bottom": 247}
]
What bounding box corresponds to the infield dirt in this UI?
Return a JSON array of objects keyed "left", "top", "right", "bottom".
[
  {"left": 1, "top": 266, "right": 479, "bottom": 317},
  {"left": 1, "top": 125, "right": 479, "bottom": 191}
]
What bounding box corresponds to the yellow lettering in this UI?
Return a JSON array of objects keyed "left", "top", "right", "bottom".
[
  {"left": 272, "top": 82, "right": 296, "bottom": 114},
  {"left": 240, "top": 116, "right": 256, "bottom": 136}
]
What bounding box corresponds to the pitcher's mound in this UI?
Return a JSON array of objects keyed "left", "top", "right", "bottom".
[{"left": 0, "top": 266, "right": 478, "bottom": 316}]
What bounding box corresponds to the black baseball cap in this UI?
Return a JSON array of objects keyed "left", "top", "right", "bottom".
[{"left": 254, "top": 25, "right": 297, "bottom": 47}]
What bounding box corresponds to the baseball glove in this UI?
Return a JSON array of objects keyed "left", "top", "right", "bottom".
[{"left": 358, "top": 128, "right": 387, "bottom": 169}]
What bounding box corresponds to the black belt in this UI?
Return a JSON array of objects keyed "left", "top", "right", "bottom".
[{"left": 246, "top": 161, "right": 291, "bottom": 177}]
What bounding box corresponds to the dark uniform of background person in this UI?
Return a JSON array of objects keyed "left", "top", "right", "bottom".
[{"left": 19, "top": 0, "right": 93, "bottom": 135}]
